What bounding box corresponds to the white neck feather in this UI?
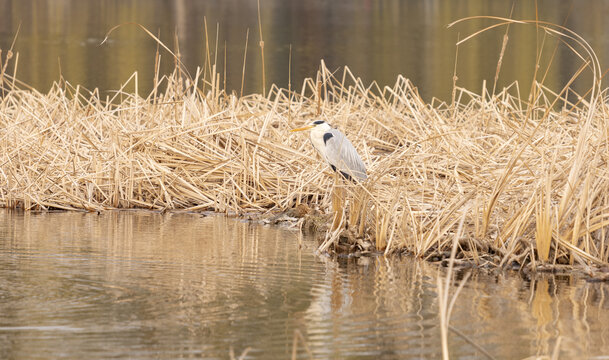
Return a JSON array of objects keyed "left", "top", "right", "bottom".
[{"left": 309, "top": 123, "right": 331, "bottom": 158}]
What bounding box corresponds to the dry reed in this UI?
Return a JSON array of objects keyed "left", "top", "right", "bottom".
[{"left": 2, "top": 19, "right": 609, "bottom": 273}]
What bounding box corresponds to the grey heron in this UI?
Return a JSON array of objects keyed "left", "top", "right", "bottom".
[{"left": 290, "top": 120, "right": 367, "bottom": 181}]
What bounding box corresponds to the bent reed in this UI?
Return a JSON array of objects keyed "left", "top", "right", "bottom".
[{"left": 2, "top": 33, "right": 609, "bottom": 274}]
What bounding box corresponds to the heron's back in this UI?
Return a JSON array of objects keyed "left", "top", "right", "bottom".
[{"left": 323, "top": 129, "right": 367, "bottom": 181}]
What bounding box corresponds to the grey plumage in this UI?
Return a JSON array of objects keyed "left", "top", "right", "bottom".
[{"left": 322, "top": 128, "right": 367, "bottom": 181}]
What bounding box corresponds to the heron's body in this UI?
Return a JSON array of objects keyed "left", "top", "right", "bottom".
[{"left": 291, "top": 121, "right": 367, "bottom": 181}]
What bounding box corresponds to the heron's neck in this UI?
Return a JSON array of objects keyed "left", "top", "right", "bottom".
[{"left": 309, "top": 126, "right": 327, "bottom": 157}]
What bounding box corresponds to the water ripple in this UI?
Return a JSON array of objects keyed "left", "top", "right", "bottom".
[{"left": 1, "top": 210, "right": 609, "bottom": 359}]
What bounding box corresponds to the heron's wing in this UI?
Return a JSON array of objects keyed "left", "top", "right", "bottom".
[{"left": 323, "top": 129, "right": 367, "bottom": 180}]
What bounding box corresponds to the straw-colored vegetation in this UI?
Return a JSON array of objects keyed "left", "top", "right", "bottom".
[{"left": 2, "top": 18, "right": 609, "bottom": 274}]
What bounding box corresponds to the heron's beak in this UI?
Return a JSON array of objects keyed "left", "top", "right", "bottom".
[{"left": 290, "top": 125, "right": 314, "bottom": 132}]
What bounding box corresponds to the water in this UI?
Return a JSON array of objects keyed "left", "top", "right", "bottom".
[
  {"left": 0, "top": 0, "right": 608, "bottom": 101},
  {"left": 0, "top": 210, "right": 608, "bottom": 359}
]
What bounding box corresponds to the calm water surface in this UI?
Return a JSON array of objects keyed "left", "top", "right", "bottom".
[
  {"left": 1, "top": 0, "right": 608, "bottom": 100},
  {"left": 0, "top": 210, "right": 608, "bottom": 359}
]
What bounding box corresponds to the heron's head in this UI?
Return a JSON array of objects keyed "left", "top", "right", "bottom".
[{"left": 290, "top": 120, "right": 331, "bottom": 133}]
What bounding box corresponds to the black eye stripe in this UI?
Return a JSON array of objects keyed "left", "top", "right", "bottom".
[{"left": 313, "top": 120, "right": 324, "bottom": 125}]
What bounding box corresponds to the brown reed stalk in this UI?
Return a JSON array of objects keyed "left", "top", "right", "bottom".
[
  {"left": 257, "top": 0, "right": 266, "bottom": 97},
  {"left": 240, "top": 28, "right": 249, "bottom": 98}
]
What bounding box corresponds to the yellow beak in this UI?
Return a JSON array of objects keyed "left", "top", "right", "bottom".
[{"left": 290, "top": 125, "right": 314, "bottom": 132}]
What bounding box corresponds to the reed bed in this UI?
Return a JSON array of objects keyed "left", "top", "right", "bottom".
[{"left": 2, "top": 24, "right": 609, "bottom": 273}]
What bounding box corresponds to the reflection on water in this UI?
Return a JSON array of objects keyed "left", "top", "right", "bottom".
[
  {"left": 0, "top": 0, "right": 608, "bottom": 100},
  {"left": 0, "top": 210, "right": 608, "bottom": 359}
]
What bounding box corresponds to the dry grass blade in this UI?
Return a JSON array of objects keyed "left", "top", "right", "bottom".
[{"left": 535, "top": 178, "right": 552, "bottom": 263}]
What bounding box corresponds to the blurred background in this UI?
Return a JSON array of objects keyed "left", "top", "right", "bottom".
[{"left": 0, "top": 0, "right": 607, "bottom": 101}]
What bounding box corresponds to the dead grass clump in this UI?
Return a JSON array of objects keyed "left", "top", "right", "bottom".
[{"left": 2, "top": 19, "right": 609, "bottom": 272}]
